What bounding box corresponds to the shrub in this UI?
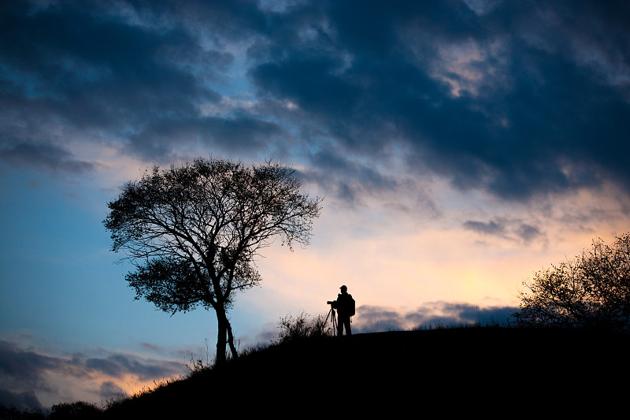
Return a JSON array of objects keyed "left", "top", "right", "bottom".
[
  {"left": 517, "top": 233, "right": 630, "bottom": 330},
  {"left": 276, "top": 313, "right": 332, "bottom": 343},
  {"left": 48, "top": 402, "right": 102, "bottom": 420}
]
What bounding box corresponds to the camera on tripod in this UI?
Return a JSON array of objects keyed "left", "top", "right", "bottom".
[{"left": 325, "top": 300, "right": 338, "bottom": 336}]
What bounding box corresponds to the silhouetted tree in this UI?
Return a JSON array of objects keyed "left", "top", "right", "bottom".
[
  {"left": 517, "top": 233, "right": 630, "bottom": 329},
  {"left": 104, "top": 159, "right": 321, "bottom": 364}
]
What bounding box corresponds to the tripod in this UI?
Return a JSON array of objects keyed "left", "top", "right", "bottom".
[{"left": 325, "top": 305, "right": 338, "bottom": 336}]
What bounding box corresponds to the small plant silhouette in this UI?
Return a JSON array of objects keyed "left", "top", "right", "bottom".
[{"left": 276, "top": 313, "right": 332, "bottom": 343}]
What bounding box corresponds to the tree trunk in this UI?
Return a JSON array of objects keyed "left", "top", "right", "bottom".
[
  {"left": 215, "top": 309, "right": 228, "bottom": 366},
  {"left": 226, "top": 319, "right": 239, "bottom": 359},
  {"left": 214, "top": 305, "right": 240, "bottom": 364}
]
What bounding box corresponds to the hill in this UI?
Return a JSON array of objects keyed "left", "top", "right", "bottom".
[
  {"left": 4, "top": 327, "right": 630, "bottom": 418},
  {"left": 105, "top": 327, "right": 630, "bottom": 417}
]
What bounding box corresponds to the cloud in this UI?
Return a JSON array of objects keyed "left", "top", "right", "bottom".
[
  {"left": 354, "top": 302, "right": 519, "bottom": 332},
  {"left": 85, "top": 354, "right": 182, "bottom": 381},
  {"left": 98, "top": 381, "right": 126, "bottom": 402},
  {"left": 463, "top": 218, "right": 544, "bottom": 243},
  {"left": 297, "top": 149, "right": 401, "bottom": 205},
  {"left": 0, "top": 1, "right": 282, "bottom": 166},
  {"left": 0, "top": 388, "right": 43, "bottom": 412},
  {"left": 453, "top": 303, "right": 517, "bottom": 324},
  {"left": 0, "top": 340, "right": 63, "bottom": 391},
  {"left": 0, "top": 1, "right": 213, "bottom": 124},
  {"left": 248, "top": 0, "right": 630, "bottom": 201},
  {"left": 140, "top": 342, "right": 163, "bottom": 353},
  {"left": 2, "top": 0, "right": 630, "bottom": 203},
  {"left": 0, "top": 339, "right": 186, "bottom": 408},
  {"left": 463, "top": 220, "right": 506, "bottom": 236},
  {"left": 127, "top": 114, "right": 285, "bottom": 161},
  {"left": 352, "top": 306, "right": 406, "bottom": 332},
  {"left": 515, "top": 223, "right": 542, "bottom": 243},
  {"left": 462, "top": 0, "right": 502, "bottom": 16},
  {"left": 0, "top": 142, "right": 96, "bottom": 174},
  {"left": 427, "top": 36, "right": 510, "bottom": 98}
]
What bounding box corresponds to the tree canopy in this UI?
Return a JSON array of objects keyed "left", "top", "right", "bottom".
[
  {"left": 517, "top": 233, "right": 630, "bottom": 330},
  {"left": 104, "top": 159, "right": 321, "bottom": 363}
]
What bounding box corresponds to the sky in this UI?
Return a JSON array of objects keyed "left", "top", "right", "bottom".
[{"left": 2, "top": 0, "right": 630, "bottom": 410}]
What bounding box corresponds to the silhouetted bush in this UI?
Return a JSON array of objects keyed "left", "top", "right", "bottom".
[
  {"left": 276, "top": 313, "right": 331, "bottom": 343},
  {"left": 48, "top": 402, "right": 102, "bottom": 420},
  {"left": 517, "top": 233, "right": 630, "bottom": 330},
  {"left": 0, "top": 406, "right": 44, "bottom": 420}
]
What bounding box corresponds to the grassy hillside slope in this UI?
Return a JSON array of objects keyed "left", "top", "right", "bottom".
[
  {"left": 105, "top": 327, "right": 630, "bottom": 417},
  {"left": 4, "top": 327, "right": 628, "bottom": 419}
]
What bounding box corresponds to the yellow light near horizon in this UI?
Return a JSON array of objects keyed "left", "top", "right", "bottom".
[
  {"left": 36, "top": 368, "right": 182, "bottom": 408},
  {"left": 254, "top": 213, "right": 630, "bottom": 319}
]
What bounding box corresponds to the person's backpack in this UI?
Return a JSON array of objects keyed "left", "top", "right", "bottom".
[{"left": 348, "top": 294, "right": 355, "bottom": 317}]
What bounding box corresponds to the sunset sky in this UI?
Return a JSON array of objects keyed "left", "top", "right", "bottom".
[{"left": 2, "top": 0, "right": 630, "bottom": 410}]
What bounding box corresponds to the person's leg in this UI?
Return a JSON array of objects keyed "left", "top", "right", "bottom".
[
  {"left": 337, "top": 318, "right": 343, "bottom": 336},
  {"left": 345, "top": 318, "right": 352, "bottom": 336}
]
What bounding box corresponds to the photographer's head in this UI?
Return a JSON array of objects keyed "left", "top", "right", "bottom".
[{"left": 340, "top": 285, "right": 347, "bottom": 293}]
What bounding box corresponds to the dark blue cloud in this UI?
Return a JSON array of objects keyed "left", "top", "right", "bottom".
[
  {"left": 85, "top": 354, "right": 182, "bottom": 380},
  {"left": 128, "top": 115, "right": 285, "bottom": 160},
  {"left": 0, "top": 0, "right": 280, "bottom": 165},
  {"left": 0, "top": 1, "right": 212, "bottom": 125},
  {"left": 99, "top": 381, "right": 126, "bottom": 401},
  {"left": 355, "top": 302, "right": 519, "bottom": 333},
  {"left": 463, "top": 220, "right": 505, "bottom": 236},
  {"left": 2, "top": 0, "right": 629, "bottom": 201},
  {"left": 352, "top": 306, "right": 405, "bottom": 332},
  {"left": 463, "top": 218, "right": 544, "bottom": 243},
  {"left": 516, "top": 223, "right": 542, "bottom": 243},
  {"left": 252, "top": 55, "right": 361, "bottom": 120},
  {"left": 0, "top": 340, "right": 61, "bottom": 390},
  {"left": 0, "top": 143, "right": 95, "bottom": 174},
  {"left": 296, "top": 149, "right": 404, "bottom": 205},
  {"left": 0, "top": 388, "right": 43, "bottom": 412},
  {"left": 0, "top": 339, "right": 185, "bottom": 408},
  {"left": 454, "top": 303, "right": 518, "bottom": 325},
  {"left": 249, "top": 0, "right": 630, "bottom": 200}
]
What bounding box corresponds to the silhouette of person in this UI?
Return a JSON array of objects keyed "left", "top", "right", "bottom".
[{"left": 334, "top": 285, "right": 354, "bottom": 336}]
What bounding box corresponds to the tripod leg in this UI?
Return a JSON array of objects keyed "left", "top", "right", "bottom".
[{"left": 325, "top": 308, "right": 334, "bottom": 336}]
